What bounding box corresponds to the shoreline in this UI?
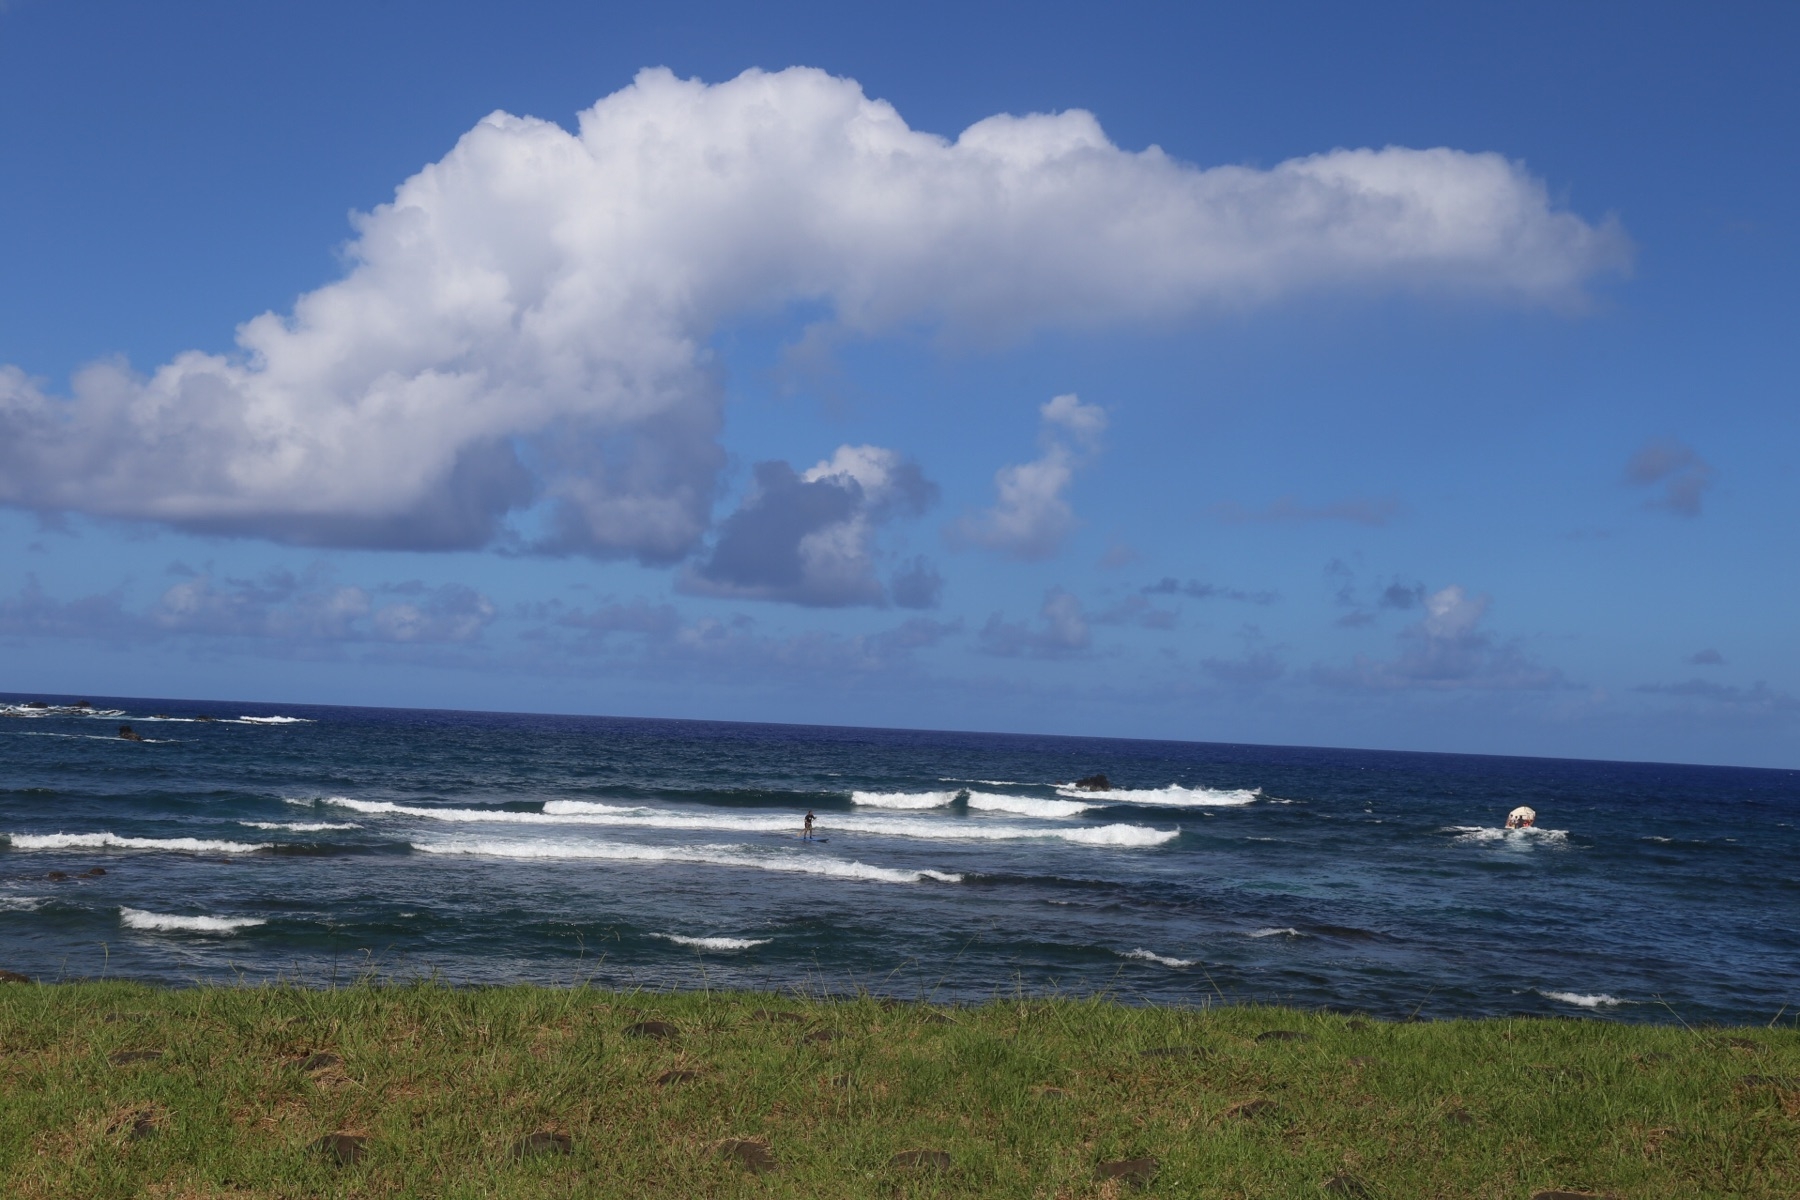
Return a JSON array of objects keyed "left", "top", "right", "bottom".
[{"left": 3, "top": 980, "right": 1795, "bottom": 1196}]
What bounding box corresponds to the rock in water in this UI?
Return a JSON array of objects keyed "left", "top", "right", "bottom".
[
  {"left": 118, "top": 725, "right": 144, "bottom": 742},
  {"left": 0, "top": 970, "right": 30, "bottom": 984},
  {"left": 1073, "top": 773, "right": 1111, "bottom": 791}
]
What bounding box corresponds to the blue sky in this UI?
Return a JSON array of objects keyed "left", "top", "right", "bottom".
[{"left": 1, "top": 1, "right": 1795, "bottom": 767}]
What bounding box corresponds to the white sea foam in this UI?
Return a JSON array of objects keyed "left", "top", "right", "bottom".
[
  {"left": 411, "top": 838, "right": 962, "bottom": 884},
  {"left": 236, "top": 715, "right": 312, "bottom": 724},
  {"left": 850, "top": 790, "right": 957, "bottom": 809},
  {"left": 239, "top": 821, "right": 359, "bottom": 832},
  {"left": 1539, "top": 990, "right": 1628, "bottom": 1008},
  {"left": 965, "top": 791, "right": 1094, "bottom": 819},
  {"left": 0, "top": 896, "right": 46, "bottom": 911},
  {"left": 652, "top": 933, "right": 772, "bottom": 951},
  {"left": 347, "top": 797, "right": 1179, "bottom": 847},
  {"left": 1448, "top": 825, "right": 1569, "bottom": 845},
  {"left": 1054, "top": 783, "right": 1260, "bottom": 807},
  {"left": 1249, "top": 927, "right": 1304, "bottom": 938},
  {"left": 5, "top": 832, "right": 269, "bottom": 854},
  {"left": 0, "top": 704, "right": 125, "bottom": 718},
  {"left": 120, "top": 907, "right": 266, "bottom": 934},
  {"left": 1120, "top": 948, "right": 1196, "bottom": 968}
]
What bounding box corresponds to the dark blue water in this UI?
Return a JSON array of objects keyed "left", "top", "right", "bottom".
[{"left": 2, "top": 693, "right": 1795, "bottom": 1022}]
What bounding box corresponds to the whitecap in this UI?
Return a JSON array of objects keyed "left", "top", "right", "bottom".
[
  {"left": 1448, "top": 825, "right": 1568, "bottom": 845},
  {"left": 236, "top": 715, "right": 312, "bottom": 725},
  {"left": 1249, "top": 927, "right": 1304, "bottom": 938},
  {"left": 5, "top": 832, "right": 270, "bottom": 854},
  {"left": 1120, "top": 948, "right": 1196, "bottom": 968},
  {"left": 0, "top": 896, "right": 46, "bottom": 911},
  {"left": 411, "top": 837, "right": 962, "bottom": 884},
  {"left": 335, "top": 797, "right": 1179, "bottom": 847},
  {"left": 1055, "top": 783, "right": 1260, "bottom": 807},
  {"left": 850, "top": 790, "right": 958, "bottom": 809},
  {"left": 1539, "top": 989, "right": 1628, "bottom": 1008},
  {"left": 120, "top": 907, "right": 265, "bottom": 934},
  {"left": 652, "top": 933, "right": 772, "bottom": 951},
  {"left": 239, "top": 821, "right": 360, "bottom": 832},
  {"left": 965, "top": 791, "right": 1094, "bottom": 819}
]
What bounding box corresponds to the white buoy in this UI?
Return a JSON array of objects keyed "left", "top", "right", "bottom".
[{"left": 1505, "top": 805, "right": 1537, "bottom": 829}]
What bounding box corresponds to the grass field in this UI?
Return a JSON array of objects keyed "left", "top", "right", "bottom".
[{"left": 1, "top": 980, "right": 1796, "bottom": 1198}]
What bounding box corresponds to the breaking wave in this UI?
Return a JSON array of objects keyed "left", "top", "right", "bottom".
[
  {"left": 5, "top": 832, "right": 270, "bottom": 854},
  {"left": 237, "top": 715, "right": 312, "bottom": 724},
  {"left": 850, "top": 790, "right": 957, "bottom": 809},
  {"left": 1249, "top": 927, "right": 1304, "bottom": 938},
  {"left": 1538, "top": 989, "right": 1628, "bottom": 1008},
  {"left": 652, "top": 933, "right": 771, "bottom": 951},
  {"left": 1449, "top": 826, "right": 1569, "bottom": 845},
  {"left": 334, "top": 797, "right": 1178, "bottom": 846},
  {"left": 240, "top": 821, "right": 359, "bottom": 832},
  {"left": 120, "top": 907, "right": 266, "bottom": 934},
  {"left": 411, "top": 837, "right": 962, "bottom": 884},
  {"left": 1054, "top": 784, "right": 1260, "bottom": 807},
  {"left": 965, "top": 792, "right": 1094, "bottom": 819},
  {"left": 1120, "top": 948, "right": 1196, "bottom": 968}
]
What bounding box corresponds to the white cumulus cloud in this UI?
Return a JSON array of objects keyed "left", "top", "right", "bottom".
[
  {"left": 0, "top": 67, "right": 1628, "bottom": 557},
  {"left": 954, "top": 393, "right": 1106, "bottom": 560}
]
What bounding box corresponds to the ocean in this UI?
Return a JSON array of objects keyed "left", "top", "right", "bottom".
[{"left": 2, "top": 693, "right": 1795, "bottom": 1023}]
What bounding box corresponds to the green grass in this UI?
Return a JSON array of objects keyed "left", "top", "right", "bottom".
[{"left": 2, "top": 981, "right": 1796, "bottom": 1198}]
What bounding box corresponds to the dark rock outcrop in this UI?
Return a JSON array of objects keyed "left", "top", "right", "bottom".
[
  {"left": 118, "top": 725, "right": 144, "bottom": 742},
  {"left": 1072, "top": 774, "right": 1112, "bottom": 791}
]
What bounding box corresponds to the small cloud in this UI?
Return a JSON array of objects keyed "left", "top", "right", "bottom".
[
  {"left": 556, "top": 598, "right": 682, "bottom": 639},
  {"left": 1625, "top": 439, "right": 1715, "bottom": 517},
  {"left": 978, "top": 588, "right": 1091, "bottom": 658},
  {"left": 1098, "top": 541, "right": 1139, "bottom": 569},
  {"left": 1378, "top": 581, "right": 1426, "bottom": 610},
  {"left": 1211, "top": 495, "right": 1401, "bottom": 527},
  {"left": 1093, "top": 594, "right": 1178, "bottom": 630},
  {"left": 1202, "top": 649, "right": 1285, "bottom": 687},
  {"left": 889, "top": 557, "right": 944, "bottom": 610},
  {"left": 684, "top": 445, "right": 936, "bottom": 607},
  {"left": 1314, "top": 584, "right": 1566, "bottom": 691},
  {"left": 1141, "top": 577, "right": 1277, "bottom": 605},
  {"left": 1635, "top": 678, "right": 1799, "bottom": 713},
  {"left": 872, "top": 616, "right": 963, "bottom": 654},
  {"left": 1687, "top": 648, "right": 1724, "bottom": 666},
  {"left": 951, "top": 395, "right": 1104, "bottom": 561}
]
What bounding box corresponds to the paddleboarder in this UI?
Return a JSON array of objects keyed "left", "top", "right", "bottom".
[{"left": 803, "top": 810, "right": 816, "bottom": 841}]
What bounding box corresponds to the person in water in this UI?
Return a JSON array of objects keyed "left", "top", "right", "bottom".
[
  {"left": 1505, "top": 805, "right": 1537, "bottom": 829},
  {"left": 803, "top": 810, "right": 816, "bottom": 841}
]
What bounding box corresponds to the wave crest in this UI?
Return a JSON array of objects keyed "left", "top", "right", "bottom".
[
  {"left": 411, "top": 837, "right": 961, "bottom": 885},
  {"left": 652, "top": 933, "right": 771, "bottom": 951},
  {"left": 121, "top": 907, "right": 266, "bottom": 933},
  {"left": 5, "top": 832, "right": 269, "bottom": 854},
  {"left": 1055, "top": 784, "right": 1260, "bottom": 807}
]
